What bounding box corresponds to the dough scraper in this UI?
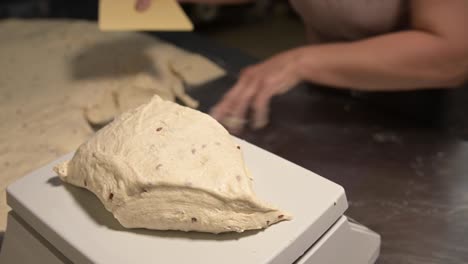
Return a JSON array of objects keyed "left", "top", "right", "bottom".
[{"left": 99, "top": 0, "right": 194, "bottom": 31}]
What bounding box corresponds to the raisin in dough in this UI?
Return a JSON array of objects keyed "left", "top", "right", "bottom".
[{"left": 54, "top": 96, "right": 290, "bottom": 233}]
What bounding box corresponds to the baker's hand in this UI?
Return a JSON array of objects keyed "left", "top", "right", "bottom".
[
  {"left": 209, "top": 49, "right": 303, "bottom": 133},
  {"left": 135, "top": 0, "right": 151, "bottom": 12}
]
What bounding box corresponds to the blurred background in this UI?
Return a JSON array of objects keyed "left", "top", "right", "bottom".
[
  {"left": 0, "top": 0, "right": 305, "bottom": 59},
  {"left": 1, "top": 0, "right": 467, "bottom": 137}
]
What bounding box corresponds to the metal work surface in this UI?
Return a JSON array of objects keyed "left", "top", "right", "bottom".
[{"left": 157, "top": 32, "right": 468, "bottom": 264}]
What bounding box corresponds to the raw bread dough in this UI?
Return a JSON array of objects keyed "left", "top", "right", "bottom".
[
  {"left": 55, "top": 96, "right": 290, "bottom": 233},
  {"left": 85, "top": 76, "right": 171, "bottom": 126},
  {"left": 169, "top": 53, "right": 226, "bottom": 86},
  {"left": 0, "top": 19, "right": 225, "bottom": 231},
  {"left": 85, "top": 73, "right": 200, "bottom": 126},
  {"left": 85, "top": 88, "right": 119, "bottom": 126}
]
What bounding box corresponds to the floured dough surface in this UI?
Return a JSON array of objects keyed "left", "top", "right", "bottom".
[
  {"left": 55, "top": 96, "right": 290, "bottom": 233},
  {"left": 169, "top": 53, "right": 226, "bottom": 86},
  {"left": 0, "top": 19, "right": 225, "bottom": 231}
]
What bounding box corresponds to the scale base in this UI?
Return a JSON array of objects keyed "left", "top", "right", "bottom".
[{"left": 0, "top": 212, "right": 379, "bottom": 264}]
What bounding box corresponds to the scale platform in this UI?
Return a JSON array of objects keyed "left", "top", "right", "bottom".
[{"left": 0, "top": 138, "right": 380, "bottom": 263}]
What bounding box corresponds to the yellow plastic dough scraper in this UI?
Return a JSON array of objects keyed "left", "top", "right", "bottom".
[{"left": 99, "top": 0, "right": 194, "bottom": 31}]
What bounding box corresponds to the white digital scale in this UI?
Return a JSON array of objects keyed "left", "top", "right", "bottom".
[{"left": 0, "top": 138, "right": 380, "bottom": 263}]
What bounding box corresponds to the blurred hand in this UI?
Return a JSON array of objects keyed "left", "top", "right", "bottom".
[
  {"left": 135, "top": 0, "right": 151, "bottom": 12},
  {"left": 209, "top": 49, "right": 303, "bottom": 133}
]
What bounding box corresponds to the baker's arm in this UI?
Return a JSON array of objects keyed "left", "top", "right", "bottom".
[
  {"left": 209, "top": 0, "right": 468, "bottom": 131},
  {"left": 298, "top": 0, "right": 468, "bottom": 90}
]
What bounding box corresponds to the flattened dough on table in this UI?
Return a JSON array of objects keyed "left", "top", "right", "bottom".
[
  {"left": 85, "top": 73, "right": 199, "bottom": 126},
  {"left": 55, "top": 96, "right": 291, "bottom": 233},
  {"left": 169, "top": 53, "right": 226, "bottom": 87},
  {"left": 0, "top": 104, "right": 94, "bottom": 231}
]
